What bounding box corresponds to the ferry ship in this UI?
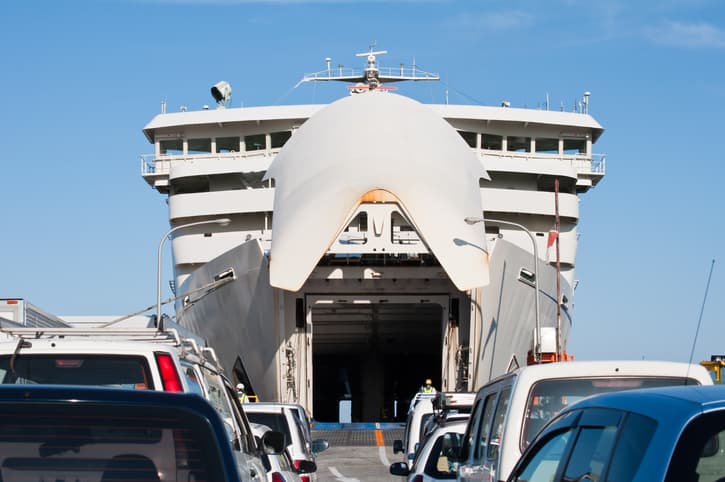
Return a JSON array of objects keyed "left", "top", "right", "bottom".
[{"left": 141, "top": 49, "right": 605, "bottom": 422}]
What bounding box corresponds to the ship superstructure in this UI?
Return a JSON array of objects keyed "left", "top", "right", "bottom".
[{"left": 141, "top": 49, "right": 604, "bottom": 421}]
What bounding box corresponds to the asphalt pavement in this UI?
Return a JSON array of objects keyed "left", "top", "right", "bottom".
[{"left": 313, "top": 427, "right": 406, "bottom": 482}]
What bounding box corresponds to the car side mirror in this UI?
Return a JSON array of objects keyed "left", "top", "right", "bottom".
[
  {"left": 260, "top": 431, "right": 285, "bottom": 454},
  {"left": 703, "top": 434, "right": 720, "bottom": 457},
  {"left": 312, "top": 438, "right": 329, "bottom": 454},
  {"left": 295, "top": 460, "right": 317, "bottom": 474},
  {"left": 389, "top": 462, "right": 410, "bottom": 476},
  {"left": 393, "top": 439, "right": 403, "bottom": 453}
]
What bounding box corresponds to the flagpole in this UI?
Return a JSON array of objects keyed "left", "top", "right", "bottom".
[{"left": 554, "top": 179, "right": 562, "bottom": 359}]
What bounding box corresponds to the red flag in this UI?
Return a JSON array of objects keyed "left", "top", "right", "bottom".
[{"left": 546, "top": 230, "right": 558, "bottom": 248}]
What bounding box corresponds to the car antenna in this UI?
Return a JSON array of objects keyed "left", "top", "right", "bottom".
[{"left": 686, "top": 259, "right": 716, "bottom": 383}]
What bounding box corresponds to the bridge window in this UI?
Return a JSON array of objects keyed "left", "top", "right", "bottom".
[
  {"left": 217, "top": 136, "right": 240, "bottom": 153},
  {"left": 159, "top": 139, "right": 183, "bottom": 156},
  {"left": 535, "top": 138, "right": 559, "bottom": 154},
  {"left": 458, "top": 130, "right": 477, "bottom": 148},
  {"left": 188, "top": 138, "right": 212, "bottom": 155},
  {"left": 482, "top": 134, "right": 503, "bottom": 150},
  {"left": 245, "top": 134, "right": 266, "bottom": 151},
  {"left": 563, "top": 138, "right": 586, "bottom": 155},
  {"left": 270, "top": 131, "right": 292, "bottom": 149},
  {"left": 507, "top": 136, "right": 531, "bottom": 153}
]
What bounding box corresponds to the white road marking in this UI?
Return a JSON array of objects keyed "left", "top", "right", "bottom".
[
  {"left": 378, "top": 445, "right": 390, "bottom": 467},
  {"left": 329, "top": 466, "right": 360, "bottom": 482}
]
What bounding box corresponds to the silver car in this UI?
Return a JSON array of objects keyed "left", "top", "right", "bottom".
[{"left": 507, "top": 384, "right": 725, "bottom": 482}]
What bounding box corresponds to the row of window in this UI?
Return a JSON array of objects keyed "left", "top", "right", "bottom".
[
  {"left": 159, "top": 131, "right": 292, "bottom": 156},
  {"left": 458, "top": 131, "right": 588, "bottom": 155},
  {"left": 158, "top": 129, "right": 587, "bottom": 157}
]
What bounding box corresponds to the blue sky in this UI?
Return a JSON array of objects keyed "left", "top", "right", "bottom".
[{"left": 1, "top": 0, "right": 723, "bottom": 365}]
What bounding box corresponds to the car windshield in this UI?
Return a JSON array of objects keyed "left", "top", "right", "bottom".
[
  {"left": 246, "top": 412, "right": 292, "bottom": 447},
  {"left": 522, "top": 376, "right": 699, "bottom": 448},
  {"left": 0, "top": 355, "right": 154, "bottom": 389}
]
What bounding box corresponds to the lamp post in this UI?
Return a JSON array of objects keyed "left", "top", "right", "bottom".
[
  {"left": 464, "top": 216, "right": 541, "bottom": 362},
  {"left": 156, "top": 218, "right": 231, "bottom": 330}
]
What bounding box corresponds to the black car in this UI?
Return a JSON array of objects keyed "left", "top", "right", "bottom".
[{"left": 0, "top": 385, "right": 281, "bottom": 481}]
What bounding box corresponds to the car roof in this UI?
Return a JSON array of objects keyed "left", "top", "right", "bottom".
[
  {"left": 482, "top": 360, "right": 713, "bottom": 389},
  {"left": 563, "top": 384, "right": 725, "bottom": 417},
  {"left": 0, "top": 338, "right": 179, "bottom": 355},
  {"left": 0, "top": 383, "right": 213, "bottom": 411}
]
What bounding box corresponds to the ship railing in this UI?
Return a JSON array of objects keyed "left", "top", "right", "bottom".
[
  {"left": 141, "top": 149, "right": 283, "bottom": 176},
  {"left": 481, "top": 150, "right": 606, "bottom": 176},
  {"left": 303, "top": 65, "right": 439, "bottom": 82}
]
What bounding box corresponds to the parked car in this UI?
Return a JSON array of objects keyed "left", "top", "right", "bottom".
[
  {"left": 457, "top": 360, "right": 714, "bottom": 482},
  {"left": 0, "top": 384, "right": 263, "bottom": 481},
  {"left": 391, "top": 417, "right": 469, "bottom": 481},
  {"left": 244, "top": 403, "right": 329, "bottom": 482},
  {"left": 395, "top": 392, "right": 475, "bottom": 463},
  {"left": 251, "top": 422, "right": 304, "bottom": 482},
  {"left": 0, "top": 327, "right": 273, "bottom": 481},
  {"left": 507, "top": 384, "right": 725, "bottom": 482}
]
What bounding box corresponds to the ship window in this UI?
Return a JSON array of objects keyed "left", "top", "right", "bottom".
[
  {"left": 188, "top": 138, "right": 212, "bottom": 155},
  {"left": 563, "top": 138, "right": 586, "bottom": 155},
  {"left": 391, "top": 211, "right": 420, "bottom": 245},
  {"left": 217, "top": 136, "right": 240, "bottom": 153},
  {"left": 482, "top": 134, "right": 503, "bottom": 150},
  {"left": 458, "top": 130, "right": 477, "bottom": 148},
  {"left": 339, "top": 212, "right": 368, "bottom": 245},
  {"left": 245, "top": 134, "right": 266, "bottom": 151},
  {"left": 507, "top": 136, "right": 531, "bottom": 152},
  {"left": 159, "top": 139, "right": 183, "bottom": 156},
  {"left": 270, "top": 131, "right": 292, "bottom": 149},
  {"left": 535, "top": 138, "right": 559, "bottom": 154}
]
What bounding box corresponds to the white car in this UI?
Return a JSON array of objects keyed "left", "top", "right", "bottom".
[
  {"left": 250, "top": 423, "right": 303, "bottom": 482},
  {"left": 391, "top": 417, "right": 468, "bottom": 481},
  {"left": 0, "top": 326, "right": 273, "bottom": 482},
  {"left": 244, "top": 403, "right": 329, "bottom": 482},
  {"left": 457, "top": 360, "right": 715, "bottom": 482},
  {"left": 395, "top": 392, "right": 475, "bottom": 463}
]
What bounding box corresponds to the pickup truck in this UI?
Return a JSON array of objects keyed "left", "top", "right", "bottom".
[{"left": 0, "top": 384, "right": 275, "bottom": 481}]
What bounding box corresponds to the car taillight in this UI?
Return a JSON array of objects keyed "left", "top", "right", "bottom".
[
  {"left": 271, "top": 472, "right": 285, "bottom": 482},
  {"left": 411, "top": 476, "right": 424, "bottom": 482},
  {"left": 299, "top": 476, "right": 310, "bottom": 482},
  {"left": 155, "top": 352, "right": 183, "bottom": 392}
]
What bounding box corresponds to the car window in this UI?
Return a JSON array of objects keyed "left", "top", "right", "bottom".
[
  {"left": 0, "top": 400, "right": 226, "bottom": 481},
  {"left": 668, "top": 410, "right": 725, "bottom": 482},
  {"left": 522, "top": 376, "right": 700, "bottom": 449},
  {"left": 474, "top": 392, "right": 498, "bottom": 461},
  {"left": 606, "top": 413, "right": 657, "bottom": 482},
  {"left": 512, "top": 428, "right": 573, "bottom": 482},
  {"left": 181, "top": 364, "right": 204, "bottom": 396},
  {"left": 487, "top": 387, "right": 512, "bottom": 462},
  {"left": 0, "top": 354, "right": 154, "bottom": 389},
  {"left": 425, "top": 431, "right": 463, "bottom": 479},
  {"left": 459, "top": 397, "right": 483, "bottom": 462},
  {"left": 563, "top": 426, "right": 617, "bottom": 481}
]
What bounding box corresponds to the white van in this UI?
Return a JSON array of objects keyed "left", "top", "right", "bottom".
[
  {"left": 456, "top": 360, "right": 713, "bottom": 482},
  {"left": 395, "top": 392, "right": 476, "bottom": 463}
]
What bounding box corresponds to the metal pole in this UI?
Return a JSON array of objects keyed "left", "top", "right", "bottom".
[
  {"left": 156, "top": 218, "right": 230, "bottom": 331},
  {"left": 464, "top": 217, "right": 541, "bottom": 362}
]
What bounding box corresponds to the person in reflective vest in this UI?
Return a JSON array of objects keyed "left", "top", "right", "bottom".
[
  {"left": 420, "top": 378, "right": 436, "bottom": 394},
  {"left": 237, "top": 383, "right": 248, "bottom": 403}
]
